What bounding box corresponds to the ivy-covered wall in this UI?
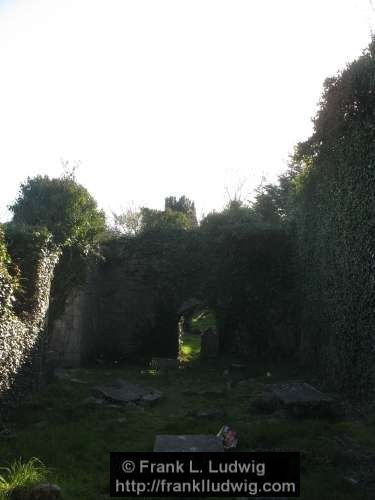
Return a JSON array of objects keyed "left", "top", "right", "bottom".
[
  {"left": 293, "top": 40, "right": 375, "bottom": 397},
  {"left": 0, "top": 227, "right": 60, "bottom": 415},
  {"left": 94, "top": 227, "right": 296, "bottom": 362},
  {"left": 203, "top": 228, "right": 297, "bottom": 360},
  {"left": 97, "top": 230, "right": 205, "bottom": 360}
]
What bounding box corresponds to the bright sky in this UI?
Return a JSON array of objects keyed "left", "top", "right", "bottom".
[{"left": 0, "top": 0, "right": 374, "bottom": 222}]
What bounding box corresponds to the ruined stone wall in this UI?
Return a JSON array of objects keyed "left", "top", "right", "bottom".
[
  {"left": 94, "top": 229, "right": 296, "bottom": 363},
  {"left": 92, "top": 231, "right": 205, "bottom": 361},
  {"left": 44, "top": 228, "right": 297, "bottom": 368},
  {"left": 47, "top": 263, "right": 100, "bottom": 367},
  {"left": 48, "top": 288, "right": 86, "bottom": 367},
  {"left": 0, "top": 243, "right": 60, "bottom": 414}
]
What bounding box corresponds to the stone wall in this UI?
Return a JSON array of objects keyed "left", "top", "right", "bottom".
[
  {"left": 0, "top": 244, "right": 60, "bottom": 415},
  {"left": 47, "top": 262, "right": 99, "bottom": 367},
  {"left": 43, "top": 229, "right": 297, "bottom": 368},
  {"left": 48, "top": 289, "right": 86, "bottom": 367}
]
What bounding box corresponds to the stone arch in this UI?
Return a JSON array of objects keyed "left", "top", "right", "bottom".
[{"left": 48, "top": 228, "right": 297, "bottom": 366}]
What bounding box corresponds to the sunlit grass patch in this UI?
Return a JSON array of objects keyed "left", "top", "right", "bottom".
[
  {"left": 0, "top": 457, "right": 49, "bottom": 499},
  {"left": 179, "top": 333, "right": 201, "bottom": 362}
]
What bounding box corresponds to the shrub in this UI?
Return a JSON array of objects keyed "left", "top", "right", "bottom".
[
  {"left": 0, "top": 457, "right": 49, "bottom": 499},
  {"left": 9, "top": 173, "right": 106, "bottom": 249}
]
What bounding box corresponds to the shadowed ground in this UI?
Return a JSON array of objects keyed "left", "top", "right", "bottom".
[{"left": 0, "top": 334, "right": 374, "bottom": 500}]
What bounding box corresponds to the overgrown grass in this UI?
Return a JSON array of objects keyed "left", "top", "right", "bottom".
[
  {"left": 0, "top": 335, "right": 374, "bottom": 499},
  {"left": 0, "top": 457, "right": 49, "bottom": 499}
]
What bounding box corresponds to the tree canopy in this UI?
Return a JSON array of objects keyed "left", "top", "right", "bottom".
[{"left": 9, "top": 173, "right": 106, "bottom": 249}]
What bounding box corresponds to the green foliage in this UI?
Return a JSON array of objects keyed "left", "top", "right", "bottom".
[
  {"left": 252, "top": 166, "right": 301, "bottom": 227},
  {"left": 3, "top": 223, "right": 56, "bottom": 316},
  {"left": 203, "top": 226, "right": 296, "bottom": 358},
  {"left": 111, "top": 195, "right": 198, "bottom": 236},
  {"left": 140, "top": 206, "right": 194, "bottom": 232},
  {"left": 9, "top": 173, "right": 106, "bottom": 249},
  {"left": 7, "top": 173, "right": 105, "bottom": 325},
  {"left": 290, "top": 37, "right": 375, "bottom": 396},
  {"left": 0, "top": 227, "right": 11, "bottom": 269},
  {"left": 179, "top": 332, "right": 201, "bottom": 362},
  {"left": 100, "top": 200, "right": 296, "bottom": 361},
  {"left": 111, "top": 204, "right": 142, "bottom": 236},
  {"left": 164, "top": 195, "right": 198, "bottom": 227},
  {"left": 190, "top": 309, "right": 217, "bottom": 332},
  {"left": 48, "top": 245, "right": 92, "bottom": 322},
  {"left": 0, "top": 457, "right": 49, "bottom": 499},
  {"left": 200, "top": 203, "right": 260, "bottom": 235},
  {"left": 0, "top": 227, "right": 16, "bottom": 316}
]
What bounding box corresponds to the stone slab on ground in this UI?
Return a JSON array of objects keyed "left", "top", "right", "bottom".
[
  {"left": 268, "top": 382, "right": 333, "bottom": 405},
  {"left": 151, "top": 358, "right": 179, "bottom": 369},
  {"left": 92, "top": 379, "right": 162, "bottom": 405},
  {"left": 154, "top": 434, "right": 224, "bottom": 452},
  {"left": 266, "top": 382, "right": 339, "bottom": 417},
  {"left": 186, "top": 409, "right": 225, "bottom": 419}
]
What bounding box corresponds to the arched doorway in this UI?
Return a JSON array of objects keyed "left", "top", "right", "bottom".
[{"left": 178, "top": 299, "right": 217, "bottom": 363}]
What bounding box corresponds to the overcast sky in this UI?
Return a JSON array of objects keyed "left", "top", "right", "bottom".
[{"left": 0, "top": 0, "right": 374, "bottom": 222}]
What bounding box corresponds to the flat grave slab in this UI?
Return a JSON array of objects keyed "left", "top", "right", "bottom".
[
  {"left": 154, "top": 434, "right": 224, "bottom": 452},
  {"left": 263, "top": 382, "right": 339, "bottom": 417},
  {"left": 151, "top": 358, "right": 179, "bottom": 369},
  {"left": 268, "top": 382, "right": 334, "bottom": 405},
  {"left": 92, "top": 379, "right": 162, "bottom": 405}
]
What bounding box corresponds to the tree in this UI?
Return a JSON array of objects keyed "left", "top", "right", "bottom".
[
  {"left": 140, "top": 207, "right": 193, "bottom": 232},
  {"left": 112, "top": 203, "right": 142, "bottom": 236},
  {"left": 164, "top": 195, "right": 198, "bottom": 227},
  {"left": 251, "top": 160, "right": 303, "bottom": 227},
  {"left": 200, "top": 202, "right": 259, "bottom": 235},
  {"left": 9, "top": 172, "right": 106, "bottom": 248}
]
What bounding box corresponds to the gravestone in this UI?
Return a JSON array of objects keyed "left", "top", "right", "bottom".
[
  {"left": 267, "top": 382, "right": 338, "bottom": 417},
  {"left": 154, "top": 434, "right": 224, "bottom": 452},
  {"left": 92, "top": 379, "right": 162, "bottom": 406},
  {"left": 186, "top": 409, "right": 225, "bottom": 419},
  {"left": 200, "top": 328, "right": 219, "bottom": 359},
  {"left": 151, "top": 358, "right": 179, "bottom": 370}
]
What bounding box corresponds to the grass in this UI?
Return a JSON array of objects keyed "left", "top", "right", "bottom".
[
  {"left": 0, "top": 457, "right": 49, "bottom": 499},
  {"left": 179, "top": 333, "right": 201, "bottom": 362},
  {"left": 0, "top": 335, "right": 374, "bottom": 499}
]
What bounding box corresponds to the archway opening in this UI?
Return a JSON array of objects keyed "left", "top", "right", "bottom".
[{"left": 178, "top": 305, "right": 217, "bottom": 363}]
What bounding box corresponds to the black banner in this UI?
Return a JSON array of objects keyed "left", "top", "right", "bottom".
[{"left": 110, "top": 452, "right": 300, "bottom": 497}]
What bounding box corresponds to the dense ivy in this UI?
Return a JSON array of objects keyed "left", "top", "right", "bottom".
[
  {"left": 98, "top": 219, "right": 296, "bottom": 362},
  {"left": 1, "top": 172, "right": 106, "bottom": 411},
  {"left": 0, "top": 227, "right": 16, "bottom": 316},
  {"left": 292, "top": 38, "right": 375, "bottom": 396},
  {"left": 0, "top": 226, "right": 60, "bottom": 414}
]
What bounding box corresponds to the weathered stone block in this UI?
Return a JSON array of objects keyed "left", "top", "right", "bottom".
[
  {"left": 92, "top": 379, "right": 162, "bottom": 406},
  {"left": 267, "top": 382, "right": 340, "bottom": 418},
  {"left": 154, "top": 434, "right": 224, "bottom": 452},
  {"left": 150, "top": 358, "right": 179, "bottom": 370}
]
